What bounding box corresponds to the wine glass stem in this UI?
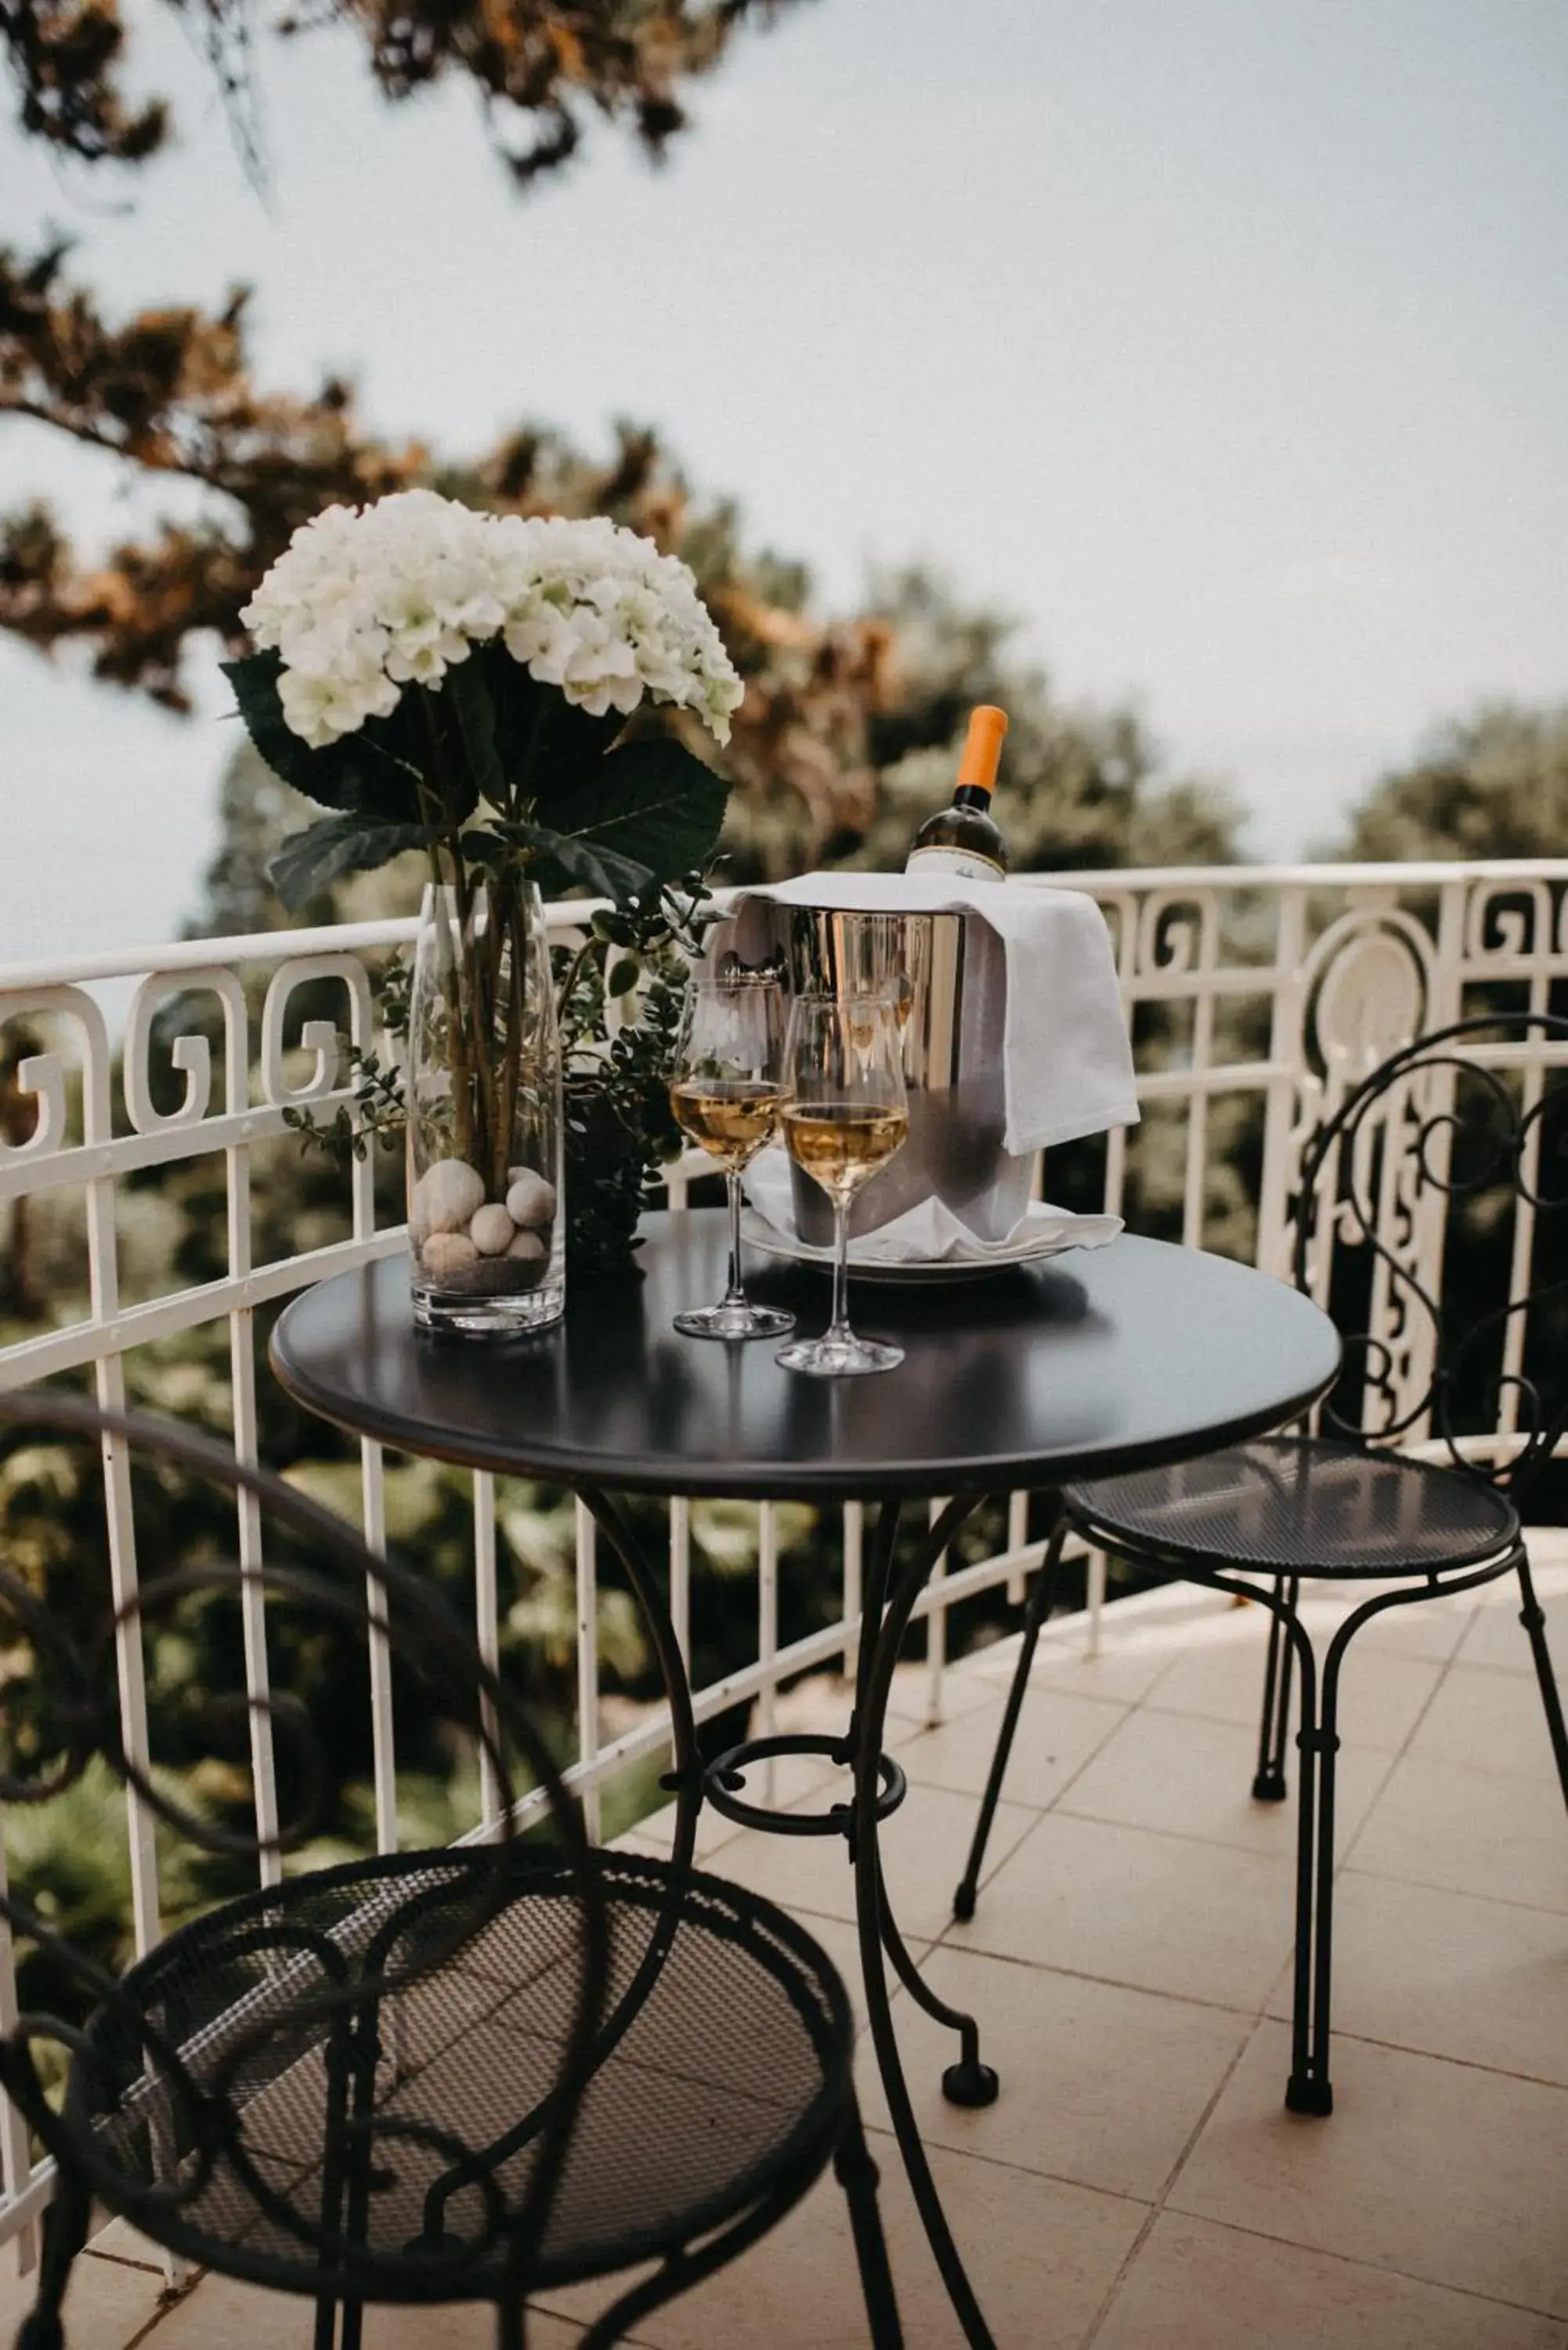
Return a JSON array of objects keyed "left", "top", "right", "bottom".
[
  {"left": 828, "top": 1191, "right": 854, "bottom": 1343},
  {"left": 721, "top": 1166, "right": 749, "bottom": 1309}
]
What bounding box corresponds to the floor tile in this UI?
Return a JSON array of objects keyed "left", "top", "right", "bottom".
[
  {"left": 139, "top": 2272, "right": 313, "bottom": 2347},
  {"left": 369, "top": 2305, "right": 594, "bottom": 2348},
  {"left": 1407, "top": 1662, "right": 1568, "bottom": 1784},
  {"left": 779, "top": 1905, "right": 929, "bottom": 2036},
  {"left": 88, "top": 2216, "right": 172, "bottom": 2272},
  {"left": 1264, "top": 1871, "right": 1568, "bottom": 2085},
  {"left": 1291, "top": 1586, "right": 1476, "bottom": 1665},
  {"left": 617, "top": 1790, "right": 744, "bottom": 1863},
  {"left": 1346, "top": 1750, "right": 1568, "bottom": 1912},
  {"left": 144, "top": 2271, "right": 598, "bottom": 2346},
  {"left": 585, "top": 2131, "right": 1147, "bottom": 2350},
  {"left": 1169, "top": 2020, "right": 1568, "bottom": 2314},
  {"left": 713, "top": 1779, "right": 1038, "bottom": 1942},
  {"left": 891, "top": 1683, "right": 1128, "bottom": 1806},
  {"left": 0, "top": 2243, "right": 173, "bottom": 2348},
  {"left": 1055, "top": 1707, "right": 1392, "bottom": 1859},
  {"left": 1093, "top": 2207, "right": 1564, "bottom": 2350},
  {"left": 1458, "top": 1582, "right": 1568, "bottom": 1676},
  {"left": 1147, "top": 1629, "right": 1443, "bottom": 1753},
  {"left": 970, "top": 1620, "right": 1190, "bottom": 1707},
  {"left": 950, "top": 1810, "right": 1295, "bottom": 2011},
  {"left": 855, "top": 1943, "right": 1248, "bottom": 2202},
  {"left": 882, "top": 1657, "right": 1010, "bottom": 1730}
]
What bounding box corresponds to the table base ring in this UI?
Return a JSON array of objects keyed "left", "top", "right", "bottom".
[{"left": 703, "top": 1734, "right": 907, "bottom": 1836}]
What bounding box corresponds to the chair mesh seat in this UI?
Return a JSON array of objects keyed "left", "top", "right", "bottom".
[
  {"left": 1068, "top": 1435, "right": 1519, "bottom": 1577},
  {"left": 72, "top": 1846, "right": 851, "bottom": 2302}
]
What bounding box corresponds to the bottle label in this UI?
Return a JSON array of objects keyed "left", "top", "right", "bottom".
[{"left": 905, "top": 844, "right": 1006, "bottom": 883}]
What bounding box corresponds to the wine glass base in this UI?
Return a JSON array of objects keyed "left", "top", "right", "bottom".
[
  {"left": 674, "top": 1301, "right": 796, "bottom": 1342},
  {"left": 775, "top": 1332, "right": 905, "bottom": 1378}
]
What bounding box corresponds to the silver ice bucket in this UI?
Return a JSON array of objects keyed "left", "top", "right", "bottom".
[{"left": 709, "top": 895, "right": 1031, "bottom": 1243}]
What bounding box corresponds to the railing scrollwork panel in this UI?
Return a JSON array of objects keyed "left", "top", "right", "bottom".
[{"left": 123, "top": 967, "right": 250, "bottom": 1133}]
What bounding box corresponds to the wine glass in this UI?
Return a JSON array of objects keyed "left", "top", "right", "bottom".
[
  {"left": 775, "top": 992, "right": 909, "bottom": 1377},
  {"left": 668, "top": 975, "right": 795, "bottom": 1340}
]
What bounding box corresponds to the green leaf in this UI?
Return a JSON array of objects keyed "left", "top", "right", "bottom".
[
  {"left": 223, "top": 651, "right": 356, "bottom": 808},
  {"left": 485, "top": 645, "right": 625, "bottom": 793},
  {"left": 555, "top": 737, "right": 731, "bottom": 885},
  {"left": 222, "top": 650, "right": 430, "bottom": 822},
  {"left": 607, "top": 956, "right": 642, "bottom": 997},
  {"left": 269, "top": 815, "right": 446, "bottom": 911},
  {"left": 444, "top": 658, "right": 507, "bottom": 808},
  {"left": 509, "top": 824, "right": 655, "bottom": 905}
]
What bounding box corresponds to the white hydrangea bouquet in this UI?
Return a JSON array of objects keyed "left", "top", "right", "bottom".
[
  {"left": 229, "top": 488, "right": 742, "bottom": 912},
  {"left": 228, "top": 489, "right": 744, "bottom": 1330}
]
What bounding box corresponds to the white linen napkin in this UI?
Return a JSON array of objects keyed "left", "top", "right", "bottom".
[
  {"left": 732, "top": 871, "right": 1137, "bottom": 1155},
  {"left": 742, "top": 1146, "right": 1123, "bottom": 1264}
]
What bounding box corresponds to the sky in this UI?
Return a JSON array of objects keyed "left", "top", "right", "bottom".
[{"left": 2, "top": 0, "right": 1566, "bottom": 967}]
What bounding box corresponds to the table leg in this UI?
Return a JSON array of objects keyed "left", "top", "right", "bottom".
[
  {"left": 580, "top": 1491, "right": 704, "bottom": 1875},
  {"left": 854, "top": 1493, "right": 999, "bottom": 2350},
  {"left": 593, "top": 1481, "right": 1000, "bottom": 2348}
]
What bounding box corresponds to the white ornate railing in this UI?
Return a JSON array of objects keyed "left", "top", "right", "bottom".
[{"left": 2, "top": 856, "right": 1566, "bottom": 2254}]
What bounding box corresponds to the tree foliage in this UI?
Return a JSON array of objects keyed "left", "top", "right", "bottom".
[
  {"left": 1335, "top": 702, "right": 1568, "bottom": 865},
  {"left": 0, "top": 241, "right": 420, "bottom": 707},
  {"left": 2, "top": 0, "right": 801, "bottom": 184}
]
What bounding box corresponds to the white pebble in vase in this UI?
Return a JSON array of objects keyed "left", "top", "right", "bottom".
[
  {"left": 421, "top": 1231, "right": 480, "bottom": 1278},
  {"left": 469, "top": 1203, "right": 516, "bottom": 1256},
  {"left": 506, "top": 1228, "right": 547, "bottom": 1264},
  {"left": 414, "top": 1159, "right": 486, "bottom": 1235},
  {"left": 505, "top": 1170, "right": 557, "bottom": 1228}
]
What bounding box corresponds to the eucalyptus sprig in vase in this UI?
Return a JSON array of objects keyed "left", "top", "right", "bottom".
[{"left": 227, "top": 490, "right": 742, "bottom": 1332}]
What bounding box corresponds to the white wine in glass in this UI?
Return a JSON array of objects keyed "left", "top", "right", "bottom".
[
  {"left": 776, "top": 992, "right": 909, "bottom": 1377},
  {"left": 669, "top": 976, "right": 795, "bottom": 1341}
]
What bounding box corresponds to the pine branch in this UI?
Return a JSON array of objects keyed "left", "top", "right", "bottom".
[{"left": 2, "top": 0, "right": 807, "bottom": 185}]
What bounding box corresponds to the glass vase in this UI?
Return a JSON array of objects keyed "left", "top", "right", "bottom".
[{"left": 406, "top": 879, "right": 565, "bottom": 1336}]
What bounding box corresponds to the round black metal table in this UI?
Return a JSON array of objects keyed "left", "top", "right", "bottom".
[{"left": 271, "top": 1210, "right": 1340, "bottom": 2348}]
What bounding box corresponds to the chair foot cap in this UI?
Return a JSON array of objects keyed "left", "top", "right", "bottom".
[
  {"left": 951, "top": 1882, "right": 977, "bottom": 1922},
  {"left": 1285, "top": 2073, "right": 1333, "bottom": 2117},
  {"left": 1252, "top": 1771, "right": 1288, "bottom": 1803},
  {"left": 942, "top": 2058, "right": 999, "bottom": 2108}
]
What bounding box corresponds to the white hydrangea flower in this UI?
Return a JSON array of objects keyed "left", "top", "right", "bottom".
[{"left": 244, "top": 491, "right": 745, "bottom": 751}]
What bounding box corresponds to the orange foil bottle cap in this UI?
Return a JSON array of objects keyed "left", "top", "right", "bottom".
[{"left": 956, "top": 705, "right": 1009, "bottom": 793}]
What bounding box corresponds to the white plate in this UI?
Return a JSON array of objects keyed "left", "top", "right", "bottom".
[{"left": 740, "top": 1203, "right": 1123, "bottom": 1285}]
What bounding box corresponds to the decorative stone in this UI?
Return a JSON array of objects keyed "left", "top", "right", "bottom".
[
  {"left": 510, "top": 1231, "right": 552, "bottom": 1288},
  {"left": 414, "top": 1159, "right": 485, "bottom": 1235},
  {"left": 505, "top": 1171, "right": 557, "bottom": 1229},
  {"left": 469, "top": 1203, "right": 515, "bottom": 1256},
  {"left": 421, "top": 1231, "right": 479, "bottom": 1278}
]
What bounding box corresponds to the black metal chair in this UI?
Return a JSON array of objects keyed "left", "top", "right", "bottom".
[
  {"left": 0, "top": 1390, "right": 901, "bottom": 2349},
  {"left": 953, "top": 1012, "right": 1568, "bottom": 2117}
]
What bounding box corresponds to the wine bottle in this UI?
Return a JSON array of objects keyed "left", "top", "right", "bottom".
[{"left": 905, "top": 704, "right": 1010, "bottom": 881}]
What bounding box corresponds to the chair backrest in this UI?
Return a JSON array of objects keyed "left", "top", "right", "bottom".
[
  {"left": 0, "top": 1386, "right": 609, "bottom": 2313},
  {"left": 1289, "top": 1010, "right": 1568, "bottom": 1505}
]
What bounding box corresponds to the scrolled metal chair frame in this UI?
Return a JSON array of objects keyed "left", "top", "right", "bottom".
[
  {"left": 0, "top": 1385, "right": 612, "bottom": 2350},
  {"left": 0, "top": 1390, "right": 902, "bottom": 2350},
  {"left": 952, "top": 1012, "right": 1568, "bottom": 2117}
]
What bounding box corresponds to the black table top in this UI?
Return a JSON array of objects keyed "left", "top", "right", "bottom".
[{"left": 269, "top": 1212, "right": 1340, "bottom": 1502}]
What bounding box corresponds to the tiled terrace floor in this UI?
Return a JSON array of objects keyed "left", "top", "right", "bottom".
[{"left": 13, "top": 1558, "right": 1568, "bottom": 2348}]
